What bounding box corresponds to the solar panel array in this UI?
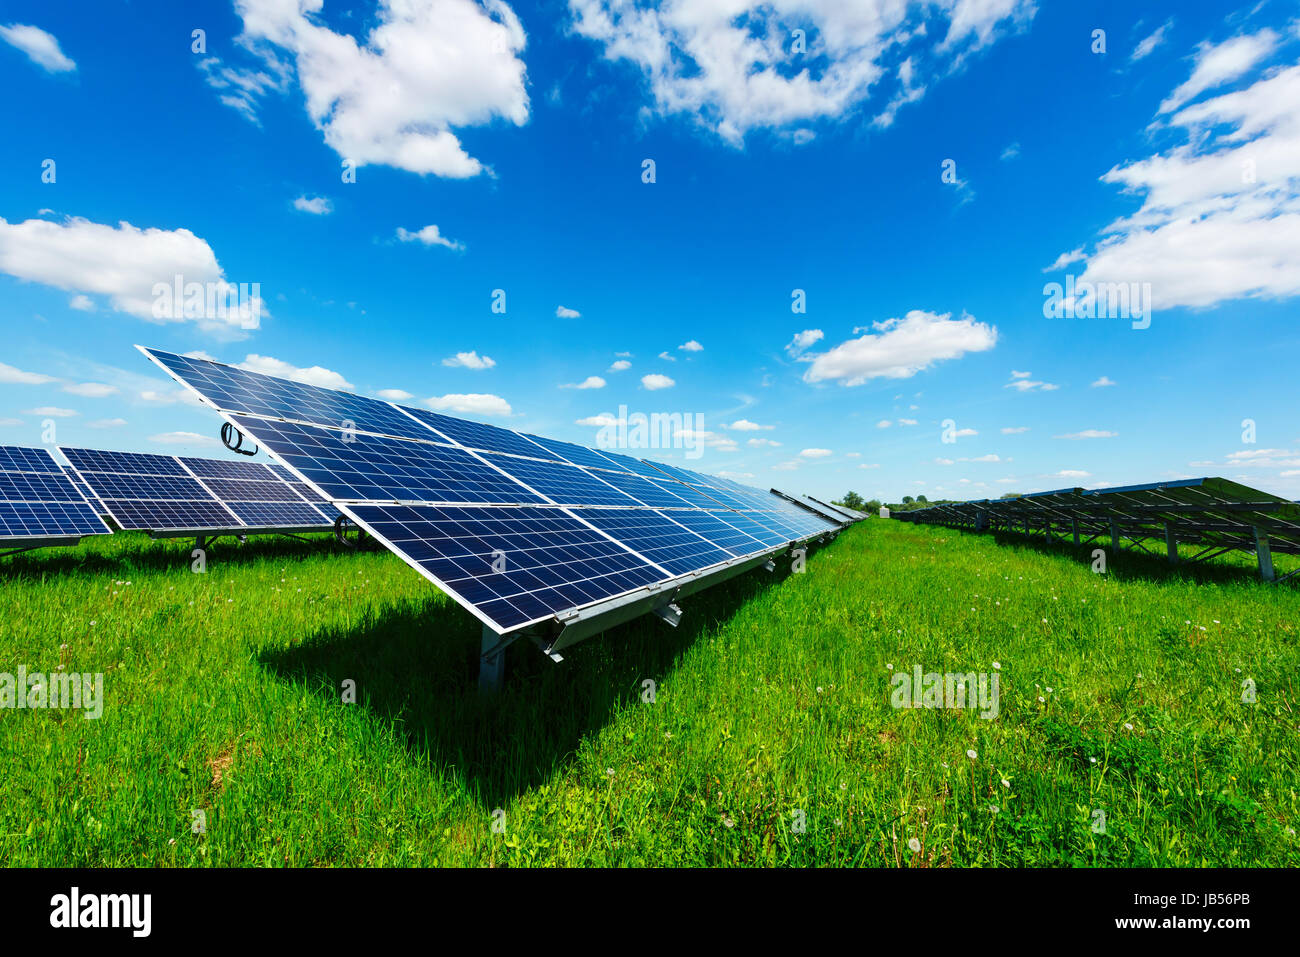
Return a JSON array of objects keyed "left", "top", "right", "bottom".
[
  {"left": 894, "top": 477, "right": 1300, "bottom": 580},
  {"left": 139, "top": 346, "right": 844, "bottom": 633},
  {"left": 61, "top": 447, "right": 339, "bottom": 534},
  {"left": 0, "top": 446, "right": 111, "bottom": 543}
]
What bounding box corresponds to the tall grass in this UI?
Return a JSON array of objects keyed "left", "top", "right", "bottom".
[{"left": 0, "top": 520, "right": 1296, "bottom": 866}]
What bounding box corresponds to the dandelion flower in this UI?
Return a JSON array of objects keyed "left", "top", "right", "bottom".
[
  {"left": 907, "top": 837, "right": 921, "bottom": 853},
  {"left": 966, "top": 749, "right": 978, "bottom": 760}
]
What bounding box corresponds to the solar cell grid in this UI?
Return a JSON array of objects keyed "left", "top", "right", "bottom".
[
  {"left": 62, "top": 447, "right": 187, "bottom": 476},
  {"left": 586, "top": 468, "right": 697, "bottom": 509},
  {"left": 347, "top": 503, "right": 666, "bottom": 630},
  {"left": 0, "top": 446, "right": 62, "bottom": 474},
  {"left": 520, "top": 434, "right": 631, "bottom": 474},
  {"left": 75, "top": 472, "right": 211, "bottom": 501},
  {"left": 665, "top": 509, "right": 769, "bottom": 556},
  {"left": 475, "top": 452, "right": 639, "bottom": 507},
  {"left": 178, "top": 457, "right": 276, "bottom": 480},
  {"left": 0, "top": 471, "right": 86, "bottom": 503},
  {"left": 568, "top": 507, "right": 734, "bottom": 577},
  {"left": 226, "top": 501, "right": 330, "bottom": 528},
  {"left": 232, "top": 416, "right": 545, "bottom": 505},
  {"left": 142, "top": 348, "right": 440, "bottom": 442},
  {"left": 399, "top": 407, "right": 562, "bottom": 462},
  {"left": 0, "top": 501, "right": 108, "bottom": 539}
]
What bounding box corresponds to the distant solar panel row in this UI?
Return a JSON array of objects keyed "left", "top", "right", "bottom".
[
  {"left": 139, "top": 346, "right": 844, "bottom": 632},
  {"left": 0, "top": 446, "right": 111, "bottom": 543},
  {"left": 894, "top": 477, "right": 1300, "bottom": 580},
  {"left": 60, "top": 447, "right": 339, "bottom": 534}
]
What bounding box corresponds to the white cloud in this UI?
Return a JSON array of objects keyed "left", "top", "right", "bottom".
[
  {"left": 69, "top": 294, "right": 95, "bottom": 311},
  {"left": 678, "top": 339, "right": 703, "bottom": 352},
  {"left": 1073, "top": 30, "right": 1300, "bottom": 311},
  {"left": 935, "top": 457, "right": 955, "bottom": 465},
  {"left": 212, "top": 0, "right": 528, "bottom": 178},
  {"left": 641, "top": 373, "right": 675, "bottom": 390},
  {"left": 747, "top": 438, "right": 781, "bottom": 448},
  {"left": 426, "top": 392, "right": 512, "bottom": 417},
  {"left": 1053, "top": 469, "right": 1091, "bottom": 478},
  {"left": 876, "top": 419, "right": 892, "bottom": 428},
  {"left": 1131, "top": 19, "right": 1173, "bottom": 63},
  {"left": 858, "top": 463, "right": 881, "bottom": 470},
  {"left": 576, "top": 413, "right": 619, "bottom": 427},
  {"left": 1159, "top": 30, "right": 1278, "bottom": 114},
  {"left": 675, "top": 429, "right": 737, "bottom": 452},
  {"left": 1042, "top": 247, "right": 1087, "bottom": 272},
  {"left": 1001, "top": 426, "right": 1030, "bottom": 434},
  {"left": 0, "top": 361, "right": 56, "bottom": 385},
  {"left": 0, "top": 23, "right": 76, "bottom": 72},
  {"left": 22, "top": 406, "right": 76, "bottom": 417},
  {"left": 657, "top": 351, "right": 676, "bottom": 362},
  {"left": 569, "top": 0, "right": 1034, "bottom": 143},
  {"left": 963, "top": 453, "right": 1001, "bottom": 462},
  {"left": 953, "top": 428, "right": 978, "bottom": 437},
  {"left": 0, "top": 418, "right": 23, "bottom": 427},
  {"left": 556, "top": 305, "right": 581, "bottom": 318},
  {"left": 237, "top": 354, "right": 353, "bottom": 390},
  {"left": 397, "top": 224, "right": 464, "bottom": 250},
  {"left": 799, "top": 448, "right": 832, "bottom": 459},
  {"left": 898, "top": 417, "right": 918, "bottom": 426},
  {"left": 999, "top": 141, "right": 1020, "bottom": 161},
  {"left": 724, "top": 419, "right": 772, "bottom": 431},
  {"left": 149, "top": 431, "right": 222, "bottom": 448},
  {"left": 785, "top": 329, "right": 824, "bottom": 358},
  {"left": 376, "top": 388, "right": 413, "bottom": 400},
  {"left": 61, "top": 382, "right": 117, "bottom": 398},
  {"left": 771, "top": 460, "right": 800, "bottom": 471},
  {"left": 607, "top": 359, "right": 631, "bottom": 372},
  {"left": 1005, "top": 371, "right": 1058, "bottom": 392},
  {"left": 1090, "top": 375, "right": 1117, "bottom": 387},
  {"left": 441, "top": 350, "right": 496, "bottom": 369},
  {"left": 802, "top": 310, "right": 997, "bottom": 386},
  {"left": 0, "top": 216, "right": 264, "bottom": 334},
  {"left": 293, "top": 195, "right": 333, "bottom": 215},
  {"left": 563, "top": 376, "right": 606, "bottom": 389},
  {"left": 87, "top": 418, "right": 127, "bottom": 429},
  {"left": 1054, "top": 430, "right": 1118, "bottom": 439}
]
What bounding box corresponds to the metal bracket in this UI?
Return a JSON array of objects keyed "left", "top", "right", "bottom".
[
  {"left": 763, "top": 559, "right": 776, "bottom": 573},
  {"left": 653, "top": 602, "right": 683, "bottom": 628}
]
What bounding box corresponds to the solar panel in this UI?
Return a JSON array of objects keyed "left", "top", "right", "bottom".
[
  {"left": 62, "top": 446, "right": 338, "bottom": 534},
  {"left": 345, "top": 503, "right": 667, "bottom": 630},
  {"left": 0, "top": 445, "right": 112, "bottom": 543},
  {"left": 568, "top": 507, "right": 736, "bottom": 577},
  {"left": 138, "top": 346, "right": 842, "bottom": 639}
]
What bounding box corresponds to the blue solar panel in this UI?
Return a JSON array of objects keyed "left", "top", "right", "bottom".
[
  {"left": 226, "top": 501, "right": 329, "bottom": 528},
  {"left": 0, "top": 501, "right": 109, "bottom": 539},
  {"left": 62, "top": 447, "right": 187, "bottom": 476},
  {"left": 0, "top": 446, "right": 111, "bottom": 541},
  {"left": 102, "top": 499, "right": 239, "bottom": 531},
  {"left": 0, "top": 446, "right": 62, "bottom": 473},
  {"left": 198, "top": 477, "right": 302, "bottom": 503},
  {"left": 141, "top": 348, "right": 440, "bottom": 442},
  {"left": 178, "top": 456, "right": 276, "bottom": 480},
  {"left": 595, "top": 451, "right": 683, "bottom": 481},
  {"left": 587, "top": 468, "right": 698, "bottom": 509},
  {"left": 709, "top": 510, "right": 791, "bottom": 547},
  {"left": 568, "top": 508, "right": 735, "bottom": 577},
  {"left": 401, "top": 407, "right": 560, "bottom": 461},
  {"left": 231, "top": 416, "right": 545, "bottom": 505},
  {"left": 662, "top": 509, "right": 770, "bottom": 556},
  {"left": 475, "top": 453, "right": 639, "bottom": 507},
  {"left": 346, "top": 504, "right": 665, "bottom": 630},
  {"left": 520, "top": 434, "right": 631, "bottom": 473}
]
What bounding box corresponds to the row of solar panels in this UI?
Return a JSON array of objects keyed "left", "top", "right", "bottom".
[
  {"left": 0, "top": 444, "right": 343, "bottom": 546},
  {"left": 138, "top": 346, "right": 865, "bottom": 636},
  {"left": 893, "top": 477, "right": 1300, "bottom": 580}
]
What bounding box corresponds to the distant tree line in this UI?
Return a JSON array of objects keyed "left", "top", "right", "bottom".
[{"left": 832, "top": 490, "right": 1022, "bottom": 514}]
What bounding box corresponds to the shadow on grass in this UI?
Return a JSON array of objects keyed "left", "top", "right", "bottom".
[
  {"left": 977, "top": 527, "right": 1293, "bottom": 587},
  {"left": 0, "top": 531, "right": 363, "bottom": 580},
  {"left": 258, "top": 563, "right": 788, "bottom": 808}
]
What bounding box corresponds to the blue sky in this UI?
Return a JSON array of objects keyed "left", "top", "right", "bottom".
[{"left": 1, "top": 0, "right": 1298, "bottom": 502}]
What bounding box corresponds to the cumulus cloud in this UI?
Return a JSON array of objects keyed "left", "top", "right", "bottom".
[
  {"left": 785, "top": 328, "right": 824, "bottom": 358},
  {"left": 426, "top": 392, "right": 512, "bottom": 417},
  {"left": 208, "top": 0, "right": 529, "bottom": 177},
  {"left": 1070, "top": 29, "right": 1300, "bottom": 311},
  {"left": 237, "top": 354, "right": 353, "bottom": 390},
  {"left": 799, "top": 448, "right": 832, "bottom": 458},
  {"left": 69, "top": 294, "right": 95, "bottom": 311},
  {"left": 441, "top": 350, "right": 496, "bottom": 369},
  {"left": 397, "top": 224, "right": 464, "bottom": 250},
  {"left": 0, "top": 23, "right": 76, "bottom": 72},
  {"left": 1004, "top": 371, "right": 1058, "bottom": 392},
  {"left": 293, "top": 195, "right": 333, "bottom": 215},
  {"left": 747, "top": 438, "right": 781, "bottom": 448},
  {"left": 87, "top": 418, "right": 127, "bottom": 429},
  {"left": 0, "top": 361, "right": 57, "bottom": 385},
  {"left": 678, "top": 339, "right": 703, "bottom": 352},
  {"left": 724, "top": 419, "right": 772, "bottom": 431},
  {"left": 61, "top": 382, "right": 117, "bottom": 398},
  {"left": 376, "top": 388, "right": 413, "bottom": 400},
  {"left": 0, "top": 216, "right": 265, "bottom": 335},
  {"left": 576, "top": 413, "right": 619, "bottom": 427},
  {"left": 556, "top": 305, "right": 581, "bottom": 318},
  {"left": 1054, "top": 430, "right": 1118, "bottom": 440},
  {"left": 607, "top": 359, "right": 631, "bottom": 371},
  {"left": 1091, "top": 375, "right": 1117, "bottom": 387},
  {"left": 801, "top": 310, "right": 997, "bottom": 386},
  {"left": 1131, "top": 19, "right": 1173, "bottom": 63},
  {"left": 569, "top": 0, "right": 1034, "bottom": 143},
  {"left": 562, "top": 376, "right": 606, "bottom": 389},
  {"left": 641, "top": 373, "right": 675, "bottom": 390},
  {"left": 22, "top": 406, "right": 76, "bottom": 417},
  {"left": 1001, "top": 426, "right": 1030, "bottom": 434}
]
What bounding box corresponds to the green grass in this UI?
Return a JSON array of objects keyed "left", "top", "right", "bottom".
[{"left": 1, "top": 520, "right": 1298, "bottom": 866}]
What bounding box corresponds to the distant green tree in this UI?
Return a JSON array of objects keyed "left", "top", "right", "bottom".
[
  {"left": 866, "top": 499, "right": 882, "bottom": 511},
  {"left": 902, "top": 495, "right": 915, "bottom": 505},
  {"left": 999, "top": 492, "right": 1021, "bottom": 499},
  {"left": 840, "top": 491, "right": 866, "bottom": 510},
  {"left": 916, "top": 494, "right": 928, "bottom": 503}
]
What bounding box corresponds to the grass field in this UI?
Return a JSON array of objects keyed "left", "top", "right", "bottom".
[{"left": 2, "top": 519, "right": 1298, "bottom": 867}]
